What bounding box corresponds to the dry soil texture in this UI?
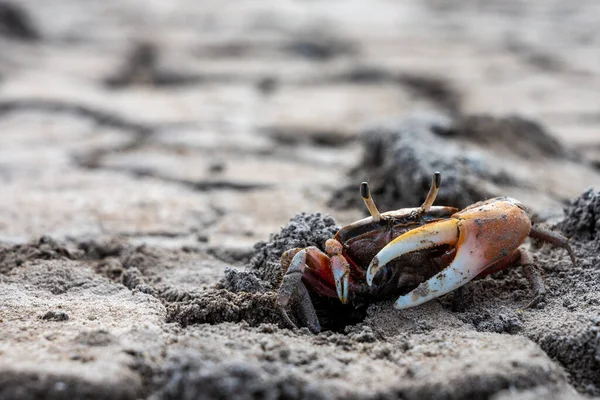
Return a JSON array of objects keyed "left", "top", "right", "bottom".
[{"left": 1, "top": 1, "right": 600, "bottom": 399}]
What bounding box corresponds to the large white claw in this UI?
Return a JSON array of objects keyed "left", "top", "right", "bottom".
[
  {"left": 366, "top": 219, "right": 459, "bottom": 286},
  {"left": 394, "top": 221, "right": 486, "bottom": 309},
  {"left": 367, "top": 197, "right": 534, "bottom": 309}
]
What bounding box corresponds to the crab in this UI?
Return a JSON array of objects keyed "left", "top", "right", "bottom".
[{"left": 277, "top": 172, "right": 576, "bottom": 333}]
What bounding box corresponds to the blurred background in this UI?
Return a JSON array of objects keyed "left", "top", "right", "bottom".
[{"left": 1, "top": 0, "right": 600, "bottom": 250}]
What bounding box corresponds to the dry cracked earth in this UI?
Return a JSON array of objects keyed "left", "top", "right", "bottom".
[{"left": 1, "top": 1, "right": 600, "bottom": 399}]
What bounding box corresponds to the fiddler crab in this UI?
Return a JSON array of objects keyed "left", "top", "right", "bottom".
[{"left": 277, "top": 172, "right": 576, "bottom": 333}]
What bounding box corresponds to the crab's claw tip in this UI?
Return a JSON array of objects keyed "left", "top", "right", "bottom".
[
  {"left": 366, "top": 257, "right": 381, "bottom": 287},
  {"left": 335, "top": 274, "right": 349, "bottom": 304}
]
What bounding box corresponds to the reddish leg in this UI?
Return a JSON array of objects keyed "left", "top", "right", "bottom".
[
  {"left": 277, "top": 243, "right": 350, "bottom": 333},
  {"left": 277, "top": 247, "right": 327, "bottom": 333}
]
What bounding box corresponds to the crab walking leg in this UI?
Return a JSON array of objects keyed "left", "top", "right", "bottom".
[
  {"left": 418, "top": 171, "right": 442, "bottom": 213},
  {"left": 366, "top": 218, "right": 460, "bottom": 286},
  {"left": 277, "top": 247, "right": 323, "bottom": 333},
  {"left": 529, "top": 225, "right": 577, "bottom": 267},
  {"left": 520, "top": 251, "right": 546, "bottom": 309}
]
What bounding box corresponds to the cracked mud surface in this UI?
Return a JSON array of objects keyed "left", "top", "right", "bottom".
[{"left": 2, "top": 1, "right": 600, "bottom": 399}]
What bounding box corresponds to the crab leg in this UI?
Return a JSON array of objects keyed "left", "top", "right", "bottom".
[
  {"left": 277, "top": 243, "right": 350, "bottom": 333},
  {"left": 277, "top": 247, "right": 325, "bottom": 333},
  {"left": 529, "top": 225, "right": 577, "bottom": 267},
  {"left": 367, "top": 198, "right": 532, "bottom": 309}
]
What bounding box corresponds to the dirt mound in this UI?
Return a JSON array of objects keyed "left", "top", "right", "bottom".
[
  {"left": 331, "top": 113, "right": 578, "bottom": 213},
  {"left": 244, "top": 212, "right": 339, "bottom": 287},
  {"left": 557, "top": 188, "right": 600, "bottom": 242},
  {"left": 0, "top": 236, "right": 81, "bottom": 274},
  {"left": 165, "top": 289, "right": 280, "bottom": 327},
  {"left": 331, "top": 113, "right": 512, "bottom": 211},
  {"left": 452, "top": 115, "right": 571, "bottom": 159}
]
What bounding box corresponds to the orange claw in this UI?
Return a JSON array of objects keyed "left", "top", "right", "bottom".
[{"left": 366, "top": 197, "right": 533, "bottom": 309}]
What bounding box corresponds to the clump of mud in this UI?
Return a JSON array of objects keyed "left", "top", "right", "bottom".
[
  {"left": 452, "top": 115, "right": 571, "bottom": 159},
  {"left": 244, "top": 212, "right": 339, "bottom": 287},
  {"left": 557, "top": 188, "right": 600, "bottom": 242},
  {"left": 331, "top": 112, "right": 571, "bottom": 212},
  {"left": 211, "top": 212, "right": 338, "bottom": 298},
  {"left": 211, "top": 212, "right": 372, "bottom": 332},
  {"left": 165, "top": 289, "right": 280, "bottom": 327},
  {"left": 331, "top": 113, "right": 506, "bottom": 211},
  {"left": 0, "top": 2, "right": 40, "bottom": 41},
  {"left": 215, "top": 267, "right": 270, "bottom": 293},
  {"left": 211, "top": 212, "right": 363, "bottom": 331},
  {"left": 0, "top": 236, "right": 81, "bottom": 274}
]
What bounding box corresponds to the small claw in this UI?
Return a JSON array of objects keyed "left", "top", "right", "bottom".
[
  {"left": 326, "top": 239, "right": 350, "bottom": 304},
  {"left": 331, "top": 255, "right": 349, "bottom": 304},
  {"left": 366, "top": 218, "right": 460, "bottom": 286}
]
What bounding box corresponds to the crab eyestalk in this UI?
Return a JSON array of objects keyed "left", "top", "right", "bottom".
[
  {"left": 360, "top": 182, "right": 381, "bottom": 222},
  {"left": 419, "top": 171, "right": 441, "bottom": 213}
]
